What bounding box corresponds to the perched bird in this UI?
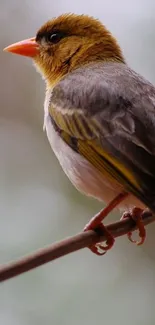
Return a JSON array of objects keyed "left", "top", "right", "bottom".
[{"left": 4, "top": 13, "right": 155, "bottom": 255}]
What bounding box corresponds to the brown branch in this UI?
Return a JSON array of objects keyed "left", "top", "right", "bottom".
[{"left": 0, "top": 209, "right": 154, "bottom": 283}]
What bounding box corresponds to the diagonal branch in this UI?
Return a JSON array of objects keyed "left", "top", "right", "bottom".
[{"left": 0, "top": 209, "right": 154, "bottom": 283}]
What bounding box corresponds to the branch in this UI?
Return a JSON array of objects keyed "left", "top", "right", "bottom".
[{"left": 0, "top": 209, "right": 154, "bottom": 283}]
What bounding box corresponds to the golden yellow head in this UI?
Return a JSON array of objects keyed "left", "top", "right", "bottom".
[{"left": 4, "top": 13, "right": 125, "bottom": 86}]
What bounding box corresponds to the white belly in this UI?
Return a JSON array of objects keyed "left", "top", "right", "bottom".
[
  {"left": 45, "top": 112, "right": 136, "bottom": 210},
  {"left": 44, "top": 109, "right": 146, "bottom": 213}
]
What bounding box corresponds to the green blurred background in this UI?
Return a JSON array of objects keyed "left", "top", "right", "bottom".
[{"left": 1, "top": 1, "right": 155, "bottom": 324}]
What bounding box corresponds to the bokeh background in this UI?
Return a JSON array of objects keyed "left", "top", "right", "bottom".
[{"left": 1, "top": 1, "right": 155, "bottom": 324}]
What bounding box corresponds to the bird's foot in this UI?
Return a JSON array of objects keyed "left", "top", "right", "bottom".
[
  {"left": 84, "top": 221, "right": 115, "bottom": 256},
  {"left": 83, "top": 192, "right": 128, "bottom": 255},
  {"left": 121, "top": 207, "right": 146, "bottom": 245}
]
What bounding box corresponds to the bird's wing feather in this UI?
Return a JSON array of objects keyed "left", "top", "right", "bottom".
[{"left": 49, "top": 62, "right": 155, "bottom": 210}]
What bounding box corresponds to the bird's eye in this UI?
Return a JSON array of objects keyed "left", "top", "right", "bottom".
[{"left": 47, "top": 32, "right": 65, "bottom": 44}]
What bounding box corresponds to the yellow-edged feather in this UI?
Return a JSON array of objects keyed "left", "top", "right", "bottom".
[{"left": 49, "top": 105, "right": 141, "bottom": 197}]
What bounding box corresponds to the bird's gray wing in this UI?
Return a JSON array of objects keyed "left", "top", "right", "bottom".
[{"left": 49, "top": 62, "right": 155, "bottom": 210}]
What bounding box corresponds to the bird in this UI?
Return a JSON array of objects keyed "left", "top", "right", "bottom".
[{"left": 4, "top": 13, "right": 155, "bottom": 255}]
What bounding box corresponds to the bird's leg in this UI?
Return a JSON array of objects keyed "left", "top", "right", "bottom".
[
  {"left": 120, "top": 207, "right": 146, "bottom": 245},
  {"left": 84, "top": 192, "right": 128, "bottom": 255}
]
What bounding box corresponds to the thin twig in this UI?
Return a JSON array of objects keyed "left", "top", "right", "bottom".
[{"left": 0, "top": 209, "right": 154, "bottom": 283}]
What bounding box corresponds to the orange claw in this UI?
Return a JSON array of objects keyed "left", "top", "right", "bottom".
[
  {"left": 88, "top": 223, "right": 115, "bottom": 255},
  {"left": 121, "top": 207, "right": 146, "bottom": 245},
  {"left": 84, "top": 192, "right": 128, "bottom": 255}
]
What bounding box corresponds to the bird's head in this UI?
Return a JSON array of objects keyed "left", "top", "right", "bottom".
[{"left": 4, "top": 13, "right": 125, "bottom": 87}]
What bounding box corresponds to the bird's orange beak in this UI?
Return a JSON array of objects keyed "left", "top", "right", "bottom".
[{"left": 3, "top": 37, "right": 39, "bottom": 58}]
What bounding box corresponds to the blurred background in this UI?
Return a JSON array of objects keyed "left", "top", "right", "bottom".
[{"left": 1, "top": 0, "right": 155, "bottom": 324}]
